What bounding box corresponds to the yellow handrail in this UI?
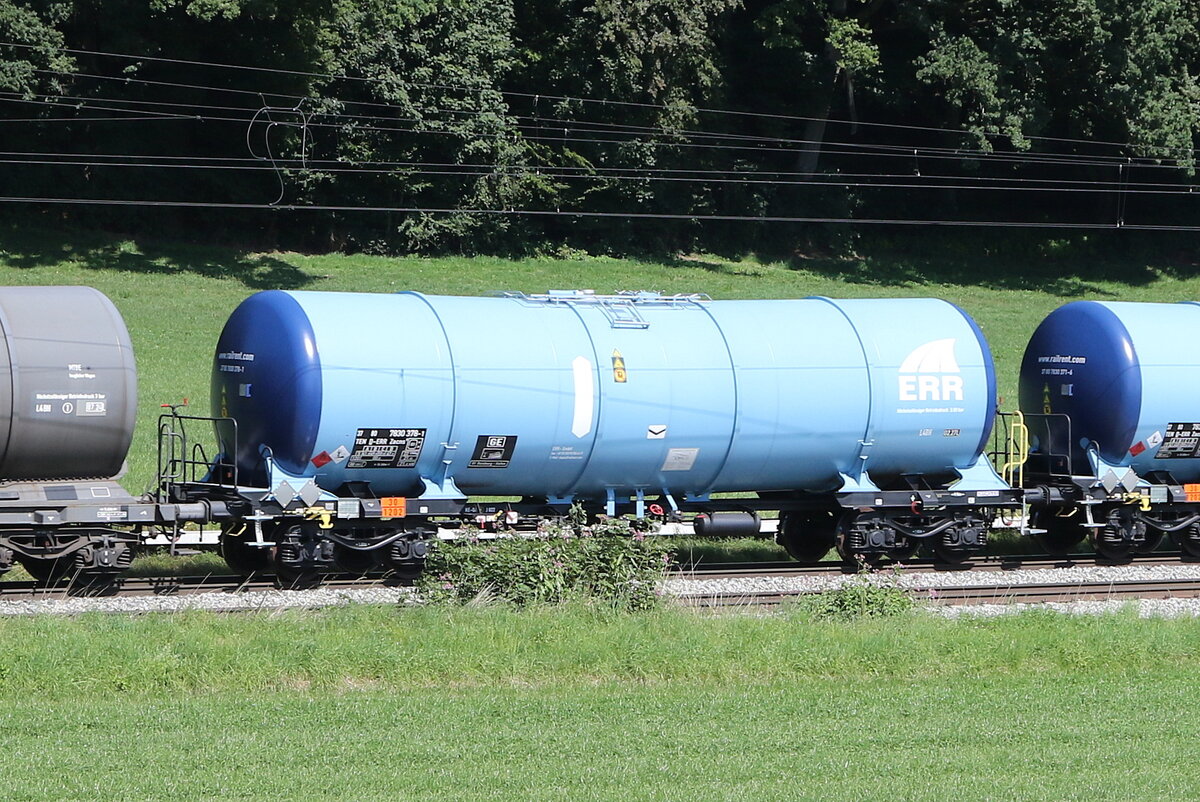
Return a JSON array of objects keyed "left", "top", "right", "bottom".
[{"left": 1000, "top": 410, "right": 1029, "bottom": 488}]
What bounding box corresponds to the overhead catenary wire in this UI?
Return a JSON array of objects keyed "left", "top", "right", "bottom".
[
  {"left": 3, "top": 43, "right": 1196, "bottom": 231},
  {"left": 5, "top": 87, "right": 1197, "bottom": 180},
  {"left": 1, "top": 193, "right": 1198, "bottom": 232},
  {"left": 6, "top": 39, "right": 1199, "bottom": 160},
  {"left": 2, "top": 101, "right": 1196, "bottom": 204},
  {"left": 18, "top": 68, "right": 1196, "bottom": 174},
  {"left": 1, "top": 148, "right": 1192, "bottom": 191},
  {"left": 3, "top": 154, "right": 1198, "bottom": 198}
]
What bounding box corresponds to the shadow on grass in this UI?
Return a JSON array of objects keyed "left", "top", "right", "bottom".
[
  {"left": 0, "top": 226, "right": 316, "bottom": 290},
  {"left": 663, "top": 230, "right": 1200, "bottom": 297}
]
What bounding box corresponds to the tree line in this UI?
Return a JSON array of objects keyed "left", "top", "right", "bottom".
[{"left": 2, "top": 0, "right": 1199, "bottom": 255}]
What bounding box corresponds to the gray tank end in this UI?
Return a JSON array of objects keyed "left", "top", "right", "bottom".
[{"left": 0, "top": 286, "right": 137, "bottom": 480}]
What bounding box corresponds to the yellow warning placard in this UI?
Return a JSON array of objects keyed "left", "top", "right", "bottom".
[{"left": 612, "top": 350, "right": 627, "bottom": 383}]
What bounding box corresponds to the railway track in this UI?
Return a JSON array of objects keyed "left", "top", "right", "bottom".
[
  {"left": 4, "top": 552, "right": 1200, "bottom": 612},
  {"left": 0, "top": 573, "right": 409, "bottom": 599},
  {"left": 686, "top": 576, "right": 1200, "bottom": 609},
  {"left": 677, "top": 551, "right": 1195, "bottom": 578}
]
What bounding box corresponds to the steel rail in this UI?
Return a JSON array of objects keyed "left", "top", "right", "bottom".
[
  {"left": 0, "top": 573, "right": 409, "bottom": 599},
  {"left": 677, "top": 552, "right": 1193, "bottom": 578},
  {"left": 683, "top": 576, "right": 1200, "bottom": 609}
]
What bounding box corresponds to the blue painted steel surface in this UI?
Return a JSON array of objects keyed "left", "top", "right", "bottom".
[
  {"left": 212, "top": 291, "right": 1001, "bottom": 500},
  {"left": 1019, "top": 300, "right": 1200, "bottom": 480},
  {"left": 213, "top": 290, "right": 323, "bottom": 482}
]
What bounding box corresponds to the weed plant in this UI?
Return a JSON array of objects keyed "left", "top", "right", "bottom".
[
  {"left": 792, "top": 571, "right": 915, "bottom": 620},
  {"left": 419, "top": 513, "right": 672, "bottom": 610}
]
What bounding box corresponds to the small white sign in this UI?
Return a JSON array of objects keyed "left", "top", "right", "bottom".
[
  {"left": 661, "top": 447, "right": 699, "bottom": 472},
  {"left": 330, "top": 445, "right": 351, "bottom": 464},
  {"left": 647, "top": 424, "right": 667, "bottom": 440},
  {"left": 1148, "top": 431, "right": 1164, "bottom": 447}
]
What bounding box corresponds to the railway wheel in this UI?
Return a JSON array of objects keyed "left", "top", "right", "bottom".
[
  {"left": 929, "top": 519, "right": 986, "bottom": 565},
  {"left": 776, "top": 511, "right": 837, "bottom": 562},
  {"left": 333, "top": 544, "right": 378, "bottom": 576},
  {"left": 273, "top": 522, "right": 333, "bottom": 588},
  {"left": 834, "top": 515, "right": 915, "bottom": 565},
  {"left": 390, "top": 563, "right": 424, "bottom": 583},
  {"left": 886, "top": 537, "right": 919, "bottom": 562},
  {"left": 930, "top": 538, "right": 974, "bottom": 565},
  {"left": 274, "top": 565, "right": 321, "bottom": 589},
  {"left": 1134, "top": 527, "right": 1165, "bottom": 555},
  {"left": 18, "top": 556, "right": 72, "bottom": 584},
  {"left": 1173, "top": 523, "right": 1200, "bottom": 559},
  {"left": 1030, "top": 509, "right": 1087, "bottom": 556},
  {"left": 1091, "top": 509, "right": 1144, "bottom": 563},
  {"left": 387, "top": 536, "right": 429, "bottom": 583},
  {"left": 219, "top": 528, "right": 272, "bottom": 576},
  {"left": 1091, "top": 527, "right": 1133, "bottom": 562}
]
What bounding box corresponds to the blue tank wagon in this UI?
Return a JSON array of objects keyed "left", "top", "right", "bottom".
[
  {"left": 191, "top": 289, "right": 1022, "bottom": 579},
  {"left": 1020, "top": 300, "right": 1200, "bottom": 559}
]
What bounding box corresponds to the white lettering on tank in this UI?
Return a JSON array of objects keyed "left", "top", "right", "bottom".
[{"left": 897, "top": 339, "right": 967, "bottom": 408}]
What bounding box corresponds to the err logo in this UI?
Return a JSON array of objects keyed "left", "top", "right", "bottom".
[{"left": 897, "top": 339, "right": 964, "bottom": 402}]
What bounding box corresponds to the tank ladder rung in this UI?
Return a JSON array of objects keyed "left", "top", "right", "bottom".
[{"left": 599, "top": 299, "right": 650, "bottom": 329}]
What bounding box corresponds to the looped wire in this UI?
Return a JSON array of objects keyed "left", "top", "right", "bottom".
[{"left": 245, "top": 97, "right": 313, "bottom": 206}]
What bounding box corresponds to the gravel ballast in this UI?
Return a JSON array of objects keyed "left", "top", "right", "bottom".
[
  {"left": 663, "top": 562, "right": 1200, "bottom": 596},
  {"left": 6, "top": 562, "right": 1200, "bottom": 617},
  {"left": 0, "top": 587, "right": 414, "bottom": 617}
]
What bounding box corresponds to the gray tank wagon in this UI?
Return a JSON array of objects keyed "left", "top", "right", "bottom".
[{"left": 0, "top": 287, "right": 218, "bottom": 581}]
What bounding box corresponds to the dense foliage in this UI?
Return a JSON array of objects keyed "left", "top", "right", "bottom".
[
  {"left": 419, "top": 513, "right": 672, "bottom": 610},
  {"left": 2, "top": 0, "right": 1199, "bottom": 254}
]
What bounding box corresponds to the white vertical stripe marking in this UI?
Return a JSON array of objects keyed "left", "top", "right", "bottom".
[{"left": 572, "top": 356, "right": 594, "bottom": 438}]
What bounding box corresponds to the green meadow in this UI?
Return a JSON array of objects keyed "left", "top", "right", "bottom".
[{"left": 1, "top": 605, "right": 1199, "bottom": 800}]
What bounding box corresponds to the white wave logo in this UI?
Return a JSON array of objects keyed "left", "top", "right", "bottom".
[{"left": 898, "top": 338, "right": 964, "bottom": 402}]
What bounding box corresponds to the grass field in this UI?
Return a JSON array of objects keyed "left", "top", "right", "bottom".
[
  {"left": 3, "top": 224, "right": 1200, "bottom": 491},
  {"left": 1, "top": 604, "right": 1200, "bottom": 800}
]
